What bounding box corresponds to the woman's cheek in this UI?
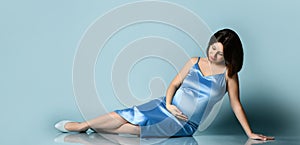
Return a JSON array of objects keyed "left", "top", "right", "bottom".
[{"left": 218, "top": 57, "right": 224, "bottom": 62}]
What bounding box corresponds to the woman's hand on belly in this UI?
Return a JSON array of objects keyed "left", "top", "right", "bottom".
[{"left": 166, "top": 104, "right": 188, "bottom": 121}]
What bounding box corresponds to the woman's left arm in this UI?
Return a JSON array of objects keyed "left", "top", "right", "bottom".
[{"left": 227, "top": 73, "right": 274, "bottom": 141}]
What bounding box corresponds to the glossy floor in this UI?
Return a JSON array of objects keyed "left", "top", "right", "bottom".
[{"left": 52, "top": 132, "right": 299, "bottom": 145}]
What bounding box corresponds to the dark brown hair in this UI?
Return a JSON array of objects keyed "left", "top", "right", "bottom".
[{"left": 206, "top": 28, "right": 244, "bottom": 77}]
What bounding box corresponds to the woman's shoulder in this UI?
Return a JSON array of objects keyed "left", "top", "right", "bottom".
[
  {"left": 225, "top": 72, "right": 239, "bottom": 84},
  {"left": 190, "top": 57, "right": 198, "bottom": 63}
]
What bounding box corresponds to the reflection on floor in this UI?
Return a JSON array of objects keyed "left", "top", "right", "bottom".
[{"left": 53, "top": 132, "right": 299, "bottom": 145}]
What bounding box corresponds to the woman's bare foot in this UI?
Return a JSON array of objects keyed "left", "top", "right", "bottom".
[{"left": 65, "top": 122, "right": 89, "bottom": 132}]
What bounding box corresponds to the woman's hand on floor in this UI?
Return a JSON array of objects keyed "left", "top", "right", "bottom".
[
  {"left": 166, "top": 104, "right": 188, "bottom": 121},
  {"left": 248, "top": 132, "right": 275, "bottom": 141}
]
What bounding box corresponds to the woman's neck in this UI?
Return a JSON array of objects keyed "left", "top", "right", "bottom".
[
  {"left": 206, "top": 58, "right": 226, "bottom": 73},
  {"left": 207, "top": 58, "right": 225, "bottom": 67}
]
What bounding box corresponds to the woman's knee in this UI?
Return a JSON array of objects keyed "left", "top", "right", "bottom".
[
  {"left": 134, "top": 125, "right": 141, "bottom": 135},
  {"left": 110, "top": 112, "right": 127, "bottom": 124},
  {"left": 126, "top": 124, "right": 140, "bottom": 135}
]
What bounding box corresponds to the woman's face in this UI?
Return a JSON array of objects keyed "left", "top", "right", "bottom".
[{"left": 208, "top": 42, "right": 225, "bottom": 64}]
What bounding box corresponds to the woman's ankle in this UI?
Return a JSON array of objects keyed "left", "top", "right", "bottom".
[{"left": 78, "top": 122, "right": 90, "bottom": 132}]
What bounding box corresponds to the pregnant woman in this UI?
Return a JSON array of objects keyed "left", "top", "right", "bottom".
[{"left": 55, "top": 28, "right": 274, "bottom": 140}]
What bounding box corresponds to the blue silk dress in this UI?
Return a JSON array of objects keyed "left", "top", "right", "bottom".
[{"left": 114, "top": 57, "right": 227, "bottom": 137}]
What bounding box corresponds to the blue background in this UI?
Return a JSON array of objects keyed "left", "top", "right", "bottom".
[{"left": 1, "top": 0, "right": 299, "bottom": 144}]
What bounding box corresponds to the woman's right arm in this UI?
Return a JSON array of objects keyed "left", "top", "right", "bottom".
[{"left": 165, "top": 57, "right": 197, "bottom": 121}]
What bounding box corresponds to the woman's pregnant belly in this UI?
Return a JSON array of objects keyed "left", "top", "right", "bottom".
[{"left": 172, "top": 87, "right": 209, "bottom": 124}]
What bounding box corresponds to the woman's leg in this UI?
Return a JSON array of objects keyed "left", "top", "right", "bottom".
[
  {"left": 64, "top": 112, "right": 140, "bottom": 135},
  {"left": 97, "top": 123, "right": 140, "bottom": 135},
  {"left": 86, "top": 112, "right": 128, "bottom": 130}
]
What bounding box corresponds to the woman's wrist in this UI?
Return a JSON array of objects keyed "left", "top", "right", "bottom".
[
  {"left": 166, "top": 103, "right": 173, "bottom": 111},
  {"left": 166, "top": 103, "right": 171, "bottom": 108},
  {"left": 246, "top": 131, "right": 253, "bottom": 137}
]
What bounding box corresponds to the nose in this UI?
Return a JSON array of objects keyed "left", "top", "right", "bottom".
[
  {"left": 211, "top": 51, "right": 217, "bottom": 58},
  {"left": 214, "top": 52, "right": 218, "bottom": 58}
]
